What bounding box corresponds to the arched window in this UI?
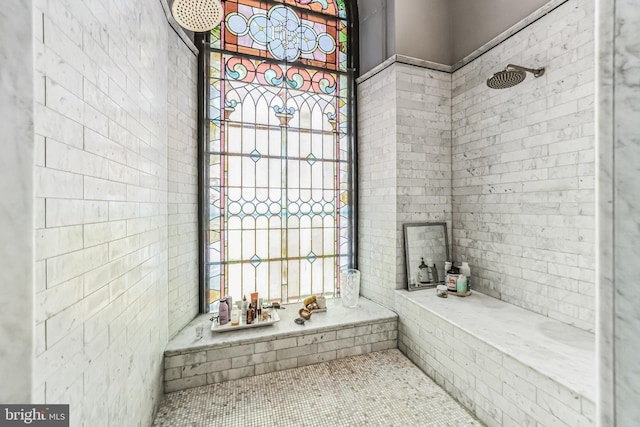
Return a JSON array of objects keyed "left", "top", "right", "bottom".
[{"left": 202, "top": 0, "right": 357, "bottom": 310}]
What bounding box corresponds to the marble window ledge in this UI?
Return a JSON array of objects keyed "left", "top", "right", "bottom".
[{"left": 165, "top": 296, "right": 398, "bottom": 356}]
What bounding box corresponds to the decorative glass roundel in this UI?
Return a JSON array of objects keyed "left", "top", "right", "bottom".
[{"left": 226, "top": 5, "right": 336, "bottom": 62}]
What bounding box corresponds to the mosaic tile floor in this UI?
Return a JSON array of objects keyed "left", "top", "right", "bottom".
[{"left": 153, "top": 349, "right": 483, "bottom": 427}]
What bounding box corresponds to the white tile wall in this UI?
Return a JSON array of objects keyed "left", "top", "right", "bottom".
[
  {"left": 357, "top": 65, "right": 398, "bottom": 307},
  {"left": 357, "top": 63, "right": 452, "bottom": 307},
  {"left": 394, "top": 64, "right": 452, "bottom": 286},
  {"left": 167, "top": 28, "right": 199, "bottom": 338},
  {"left": 451, "top": 0, "right": 596, "bottom": 331},
  {"left": 32, "top": 0, "right": 198, "bottom": 424}
]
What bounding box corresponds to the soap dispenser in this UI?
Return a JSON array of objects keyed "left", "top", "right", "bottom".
[{"left": 418, "top": 258, "right": 430, "bottom": 283}]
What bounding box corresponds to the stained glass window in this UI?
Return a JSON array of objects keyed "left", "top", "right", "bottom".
[{"left": 204, "top": 0, "right": 354, "bottom": 309}]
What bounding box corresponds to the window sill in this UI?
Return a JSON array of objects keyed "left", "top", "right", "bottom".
[{"left": 163, "top": 297, "right": 398, "bottom": 392}]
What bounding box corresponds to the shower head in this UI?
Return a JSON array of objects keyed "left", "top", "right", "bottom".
[
  {"left": 486, "top": 64, "right": 545, "bottom": 89},
  {"left": 171, "top": 0, "right": 223, "bottom": 32}
]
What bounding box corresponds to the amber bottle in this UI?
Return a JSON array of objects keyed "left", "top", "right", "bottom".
[{"left": 247, "top": 303, "right": 254, "bottom": 324}]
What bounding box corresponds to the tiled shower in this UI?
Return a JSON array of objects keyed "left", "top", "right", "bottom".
[
  {"left": 359, "top": 0, "right": 595, "bottom": 332},
  {"left": 0, "top": 0, "right": 638, "bottom": 425}
]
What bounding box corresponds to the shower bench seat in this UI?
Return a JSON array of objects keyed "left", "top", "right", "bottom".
[
  {"left": 163, "top": 297, "right": 398, "bottom": 392},
  {"left": 395, "top": 289, "right": 595, "bottom": 427}
]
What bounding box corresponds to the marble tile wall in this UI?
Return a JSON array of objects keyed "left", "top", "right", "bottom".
[
  {"left": 394, "top": 64, "right": 452, "bottom": 287},
  {"left": 0, "top": 0, "right": 34, "bottom": 404},
  {"left": 167, "top": 29, "right": 199, "bottom": 338},
  {"left": 357, "top": 65, "right": 398, "bottom": 307},
  {"left": 596, "top": 1, "right": 615, "bottom": 423},
  {"left": 357, "top": 63, "right": 451, "bottom": 307},
  {"left": 597, "top": 0, "right": 640, "bottom": 424},
  {"left": 31, "top": 0, "right": 197, "bottom": 424},
  {"left": 610, "top": 0, "right": 640, "bottom": 410},
  {"left": 451, "top": 0, "right": 596, "bottom": 331}
]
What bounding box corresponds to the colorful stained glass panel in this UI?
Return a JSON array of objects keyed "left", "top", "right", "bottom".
[
  {"left": 207, "top": 0, "right": 351, "bottom": 308},
  {"left": 221, "top": 1, "right": 341, "bottom": 70}
]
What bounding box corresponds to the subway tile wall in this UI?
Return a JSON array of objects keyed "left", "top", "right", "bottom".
[
  {"left": 451, "top": 0, "right": 595, "bottom": 331},
  {"left": 357, "top": 65, "right": 398, "bottom": 307},
  {"left": 394, "top": 64, "right": 452, "bottom": 287},
  {"left": 32, "top": 0, "right": 198, "bottom": 424},
  {"left": 357, "top": 64, "right": 452, "bottom": 307},
  {"left": 167, "top": 30, "right": 199, "bottom": 338}
]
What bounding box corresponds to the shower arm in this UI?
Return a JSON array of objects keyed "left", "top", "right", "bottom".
[{"left": 505, "top": 64, "right": 545, "bottom": 78}]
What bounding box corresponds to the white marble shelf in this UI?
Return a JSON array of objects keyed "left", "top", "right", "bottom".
[{"left": 165, "top": 297, "right": 397, "bottom": 356}]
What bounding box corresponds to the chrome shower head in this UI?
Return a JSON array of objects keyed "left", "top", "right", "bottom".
[
  {"left": 486, "top": 64, "right": 545, "bottom": 89},
  {"left": 487, "top": 69, "right": 526, "bottom": 89}
]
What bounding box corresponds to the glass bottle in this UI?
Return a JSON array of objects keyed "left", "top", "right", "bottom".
[
  {"left": 219, "top": 299, "right": 229, "bottom": 325},
  {"left": 231, "top": 306, "right": 240, "bottom": 326},
  {"left": 431, "top": 263, "right": 439, "bottom": 283},
  {"left": 241, "top": 296, "right": 248, "bottom": 323},
  {"left": 246, "top": 303, "right": 254, "bottom": 324},
  {"left": 418, "top": 258, "right": 430, "bottom": 283},
  {"left": 225, "top": 296, "right": 233, "bottom": 322}
]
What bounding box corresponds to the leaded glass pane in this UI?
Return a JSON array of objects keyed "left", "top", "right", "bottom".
[
  {"left": 222, "top": 1, "right": 342, "bottom": 70},
  {"left": 206, "top": 0, "right": 352, "bottom": 308}
]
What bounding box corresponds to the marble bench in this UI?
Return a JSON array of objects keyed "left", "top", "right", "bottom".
[
  {"left": 395, "top": 289, "right": 595, "bottom": 427},
  {"left": 163, "top": 297, "right": 398, "bottom": 393}
]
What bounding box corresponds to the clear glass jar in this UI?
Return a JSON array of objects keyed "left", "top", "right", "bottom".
[{"left": 341, "top": 269, "right": 361, "bottom": 308}]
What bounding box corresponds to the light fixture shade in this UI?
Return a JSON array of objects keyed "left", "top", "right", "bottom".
[{"left": 171, "top": 0, "right": 223, "bottom": 32}]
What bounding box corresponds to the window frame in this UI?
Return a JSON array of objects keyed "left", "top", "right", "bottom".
[{"left": 197, "top": 0, "right": 359, "bottom": 313}]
